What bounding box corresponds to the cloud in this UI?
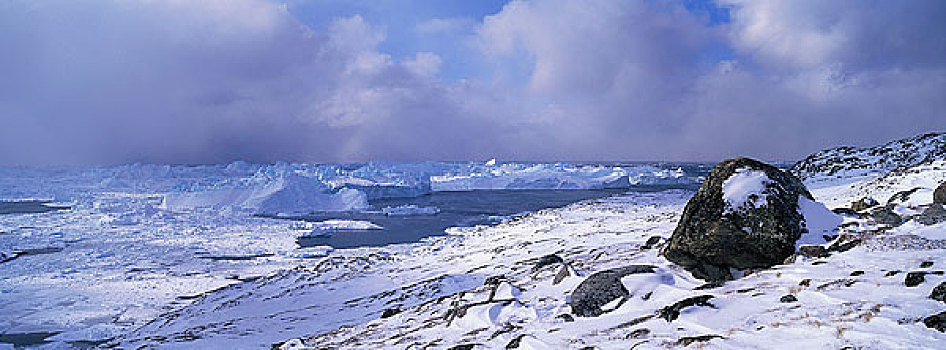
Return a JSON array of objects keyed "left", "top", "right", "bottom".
[{"left": 0, "top": 0, "right": 944, "bottom": 165}]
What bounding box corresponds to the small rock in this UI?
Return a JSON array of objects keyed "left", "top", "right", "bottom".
[
  {"left": 626, "top": 328, "right": 650, "bottom": 339},
  {"left": 694, "top": 282, "right": 724, "bottom": 290},
  {"left": 922, "top": 261, "right": 935, "bottom": 268},
  {"left": 556, "top": 314, "right": 575, "bottom": 322},
  {"left": 676, "top": 334, "right": 723, "bottom": 346},
  {"left": 532, "top": 254, "right": 564, "bottom": 272},
  {"left": 798, "top": 245, "right": 829, "bottom": 258},
  {"left": 658, "top": 295, "right": 714, "bottom": 322},
  {"left": 447, "top": 344, "right": 477, "bottom": 350},
  {"left": 888, "top": 187, "right": 922, "bottom": 205},
  {"left": 870, "top": 206, "right": 902, "bottom": 226},
  {"left": 381, "top": 308, "right": 401, "bottom": 318},
  {"left": 851, "top": 197, "right": 879, "bottom": 211},
  {"left": 485, "top": 275, "right": 507, "bottom": 286},
  {"left": 505, "top": 334, "right": 525, "bottom": 349},
  {"left": 642, "top": 236, "right": 662, "bottom": 249},
  {"left": 570, "top": 265, "right": 656, "bottom": 317},
  {"left": 799, "top": 279, "right": 811, "bottom": 287},
  {"left": 934, "top": 182, "right": 946, "bottom": 204},
  {"left": 924, "top": 311, "right": 946, "bottom": 332},
  {"left": 832, "top": 207, "right": 859, "bottom": 216},
  {"left": 931, "top": 282, "right": 946, "bottom": 303},
  {"left": 885, "top": 270, "right": 901, "bottom": 277},
  {"left": 827, "top": 236, "right": 862, "bottom": 253},
  {"left": 850, "top": 270, "right": 864, "bottom": 276},
  {"left": 915, "top": 204, "right": 946, "bottom": 225},
  {"left": 905, "top": 272, "right": 926, "bottom": 287},
  {"left": 780, "top": 294, "right": 798, "bottom": 303}
]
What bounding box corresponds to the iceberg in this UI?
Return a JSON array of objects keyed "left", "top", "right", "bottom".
[{"left": 381, "top": 205, "right": 440, "bottom": 216}]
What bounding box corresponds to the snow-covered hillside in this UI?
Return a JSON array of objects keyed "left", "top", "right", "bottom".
[{"left": 791, "top": 132, "right": 946, "bottom": 182}]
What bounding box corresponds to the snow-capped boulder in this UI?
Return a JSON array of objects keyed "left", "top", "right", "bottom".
[
  {"left": 569, "top": 265, "right": 656, "bottom": 317},
  {"left": 935, "top": 182, "right": 946, "bottom": 204},
  {"left": 663, "top": 158, "right": 823, "bottom": 282}
]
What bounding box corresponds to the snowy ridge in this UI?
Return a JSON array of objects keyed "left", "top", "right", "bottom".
[{"left": 791, "top": 132, "right": 946, "bottom": 182}]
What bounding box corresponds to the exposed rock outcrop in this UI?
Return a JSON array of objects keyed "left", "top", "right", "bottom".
[
  {"left": 935, "top": 182, "right": 946, "bottom": 204},
  {"left": 663, "top": 158, "right": 815, "bottom": 281}
]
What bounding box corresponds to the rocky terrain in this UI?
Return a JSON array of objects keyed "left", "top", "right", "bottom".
[
  {"left": 94, "top": 132, "right": 946, "bottom": 349},
  {"left": 791, "top": 132, "right": 946, "bottom": 182}
]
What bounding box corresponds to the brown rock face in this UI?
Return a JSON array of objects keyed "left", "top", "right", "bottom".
[{"left": 663, "top": 158, "right": 813, "bottom": 282}]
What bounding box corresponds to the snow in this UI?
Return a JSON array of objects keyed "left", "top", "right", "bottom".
[
  {"left": 310, "top": 220, "right": 382, "bottom": 231},
  {"left": 722, "top": 168, "right": 771, "bottom": 213},
  {"left": 796, "top": 196, "right": 842, "bottom": 247}
]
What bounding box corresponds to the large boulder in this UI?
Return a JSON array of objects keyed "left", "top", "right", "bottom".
[
  {"left": 663, "top": 158, "right": 815, "bottom": 282},
  {"left": 935, "top": 182, "right": 946, "bottom": 204}
]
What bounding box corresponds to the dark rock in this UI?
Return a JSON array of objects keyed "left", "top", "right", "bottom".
[
  {"left": 780, "top": 294, "right": 798, "bottom": 303},
  {"left": 799, "top": 279, "right": 811, "bottom": 287},
  {"left": 484, "top": 275, "right": 507, "bottom": 286},
  {"left": 827, "top": 236, "right": 862, "bottom": 253},
  {"left": 915, "top": 204, "right": 946, "bottom": 225},
  {"left": 448, "top": 344, "right": 477, "bottom": 350},
  {"left": 851, "top": 197, "right": 879, "bottom": 212},
  {"left": 642, "top": 236, "right": 662, "bottom": 249},
  {"left": 888, "top": 187, "right": 922, "bottom": 205},
  {"left": 935, "top": 183, "right": 946, "bottom": 204},
  {"left": 505, "top": 334, "right": 525, "bottom": 349},
  {"left": 676, "top": 334, "right": 723, "bottom": 346},
  {"left": 626, "top": 328, "right": 650, "bottom": 339},
  {"left": 931, "top": 282, "right": 946, "bottom": 303},
  {"left": 905, "top": 272, "right": 926, "bottom": 287},
  {"left": 922, "top": 261, "right": 935, "bottom": 268},
  {"left": 850, "top": 270, "right": 864, "bottom": 276},
  {"left": 552, "top": 265, "right": 571, "bottom": 285},
  {"left": 694, "top": 282, "right": 724, "bottom": 290},
  {"left": 870, "top": 206, "right": 902, "bottom": 226},
  {"left": 532, "top": 254, "right": 564, "bottom": 272},
  {"left": 658, "top": 295, "right": 714, "bottom": 322},
  {"left": 569, "top": 265, "right": 656, "bottom": 317},
  {"left": 798, "top": 245, "right": 829, "bottom": 258},
  {"left": 663, "top": 158, "right": 815, "bottom": 282},
  {"left": 556, "top": 314, "right": 575, "bottom": 322},
  {"left": 924, "top": 311, "right": 946, "bottom": 332},
  {"left": 885, "top": 270, "right": 901, "bottom": 277},
  {"left": 380, "top": 308, "right": 401, "bottom": 318}
]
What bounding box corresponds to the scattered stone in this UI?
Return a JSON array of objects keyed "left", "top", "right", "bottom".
[
  {"left": 798, "top": 245, "right": 829, "bottom": 258},
  {"left": 663, "top": 158, "right": 816, "bottom": 282},
  {"left": 885, "top": 270, "right": 901, "bottom": 277},
  {"left": 870, "top": 206, "right": 903, "bottom": 226},
  {"left": 832, "top": 207, "right": 859, "bottom": 216},
  {"left": 658, "top": 295, "right": 714, "bottom": 322},
  {"left": 931, "top": 282, "right": 946, "bottom": 303},
  {"left": 676, "top": 334, "right": 723, "bottom": 346},
  {"left": 888, "top": 187, "right": 922, "bottom": 205},
  {"left": 380, "top": 308, "right": 401, "bottom": 319},
  {"left": 626, "top": 328, "right": 650, "bottom": 339},
  {"left": 799, "top": 279, "right": 811, "bottom": 287},
  {"left": 447, "top": 344, "right": 477, "bottom": 350},
  {"left": 532, "top": 254, "right": 564, "bottom": 272},
  {"left": 851, "top": 197, "right": 879, "bottom": 211},
  {"left": 780, "top": 294, "right": 798, "bottom": 303},
  {"left": 915, "top": 204, "right": 946, "bottom": 225},
  {"left": 905, "top": 272, "right": 926, "bottom": 287},
  {"left": 924, "top": 311, "right": 946, "bottom": 332},
  {"left": 570, "top": 265, "right": 656, "bottom": 317},
  {"left": 505, "top": 334, "right": 525, "bottom": 349},
  {"left": 850, "top": 270, "right": 864, "bottom": 276},
  {"left": 694, "top": 282, "right": 724, "bottom": 290},
  {"left": 642, "top": 236, "right": 662, "bottom": 249},
  {"left": 934, "top": 182, "right": 946, "bottom": 204},
  {"left": 922, "top": 261, "right": 935, "bottom": 268},
  {"left": 556, "top": 314, "right": 575, "bottom": 322},
  {"left": 552, "top": 265, "right": 571, "bottom": 285}
]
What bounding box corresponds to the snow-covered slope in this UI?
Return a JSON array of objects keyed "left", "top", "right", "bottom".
[{"left": 791, "top": 132, "right": 946, "bottom": 183}]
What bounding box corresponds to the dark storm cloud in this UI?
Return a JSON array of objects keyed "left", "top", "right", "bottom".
[{"left": 0, "top": 0, "right": 944, "bottom": 164}]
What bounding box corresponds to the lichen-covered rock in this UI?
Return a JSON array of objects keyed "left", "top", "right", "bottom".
[
  {"left": 915, "top": 204, "right": 946, "bottom": 225},
  {"left": 935, "top": 182, "right": 946, "bottom": 204},
  {"left": 663, "top": 158, "right": 814, "bottom": 281},
  {"left": 570, "top": 265, "right": 656, "bottom": 317}
]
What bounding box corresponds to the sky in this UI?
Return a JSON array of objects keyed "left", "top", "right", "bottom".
[{"left": 1, "top": 0, "right": 945, "bottom": 165}]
